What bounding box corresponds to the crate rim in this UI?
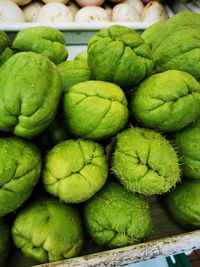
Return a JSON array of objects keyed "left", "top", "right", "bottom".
[{"left": 34, "top": 230, "right": 200, "bottom": 267}]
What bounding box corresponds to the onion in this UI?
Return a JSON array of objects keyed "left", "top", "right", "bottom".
[
  {"left": 141, "top": 1, "right": 168, "bottom": 23},
  {"left": 75, "top": 6, "right": 110, "bottom": 22},
  {"left": 75, "top": 0, "right": 105, "bottom": 7},
  {"left": 22, "top": 1, "right": 43, "bottom": 22},
  {"left": 112, "top": 3, "right": 141, "bottom": 22},
  {"left": 0, "top": 1, "right": 25, "bottom": 22},
  {"left": 37, "top": 3, "right": 73, "bottom": 22}
]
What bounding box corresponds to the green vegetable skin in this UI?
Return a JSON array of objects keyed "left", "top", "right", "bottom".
[
  {"left": 0, "top": 52, "right": 62, "bottom": 139},
  {"left": 12, "top": 197, "right": 83, "bottom": 263},
  {"left": 88, "top": 25, "right": 153, "bottom": 90},
  {"left": 84, "top": 182, "right": 152, "bottom": 248},
  {"left": 0, "top": 137, "right": 41, "bottom": 217},
  {"left": 130, "top": 70, "right": 200, "bottom": 132},
  {"left": 0, "top": 31, "right": 14, "bottom": 67},
  {"left": 164, "top": 180, "right": 200, "bottom": 229},
  {"left": 12, "top": 26, "right": 68, "bottom": 64},
  {"left": 36, "top": 114, "right": 70, "bottom": 151},
  {"left": 111, "top": 128, "right": 180, "bottom": 195},
  {"left": 0, "top": 219, "right": 10, "bottom": 267},
  {"left": 43, "top": 139, "right": 108, "bottom": 203},
  {"left": 63, "top": 80, "right": 129, "bottom": 140},
  {"left": 0, "top": 31, "right": 9, "bottom": 54},
  {"left": 74, "top": 50, "right": 88, "bottom": 63},
  {"left": 172, "top": 119, "right": 200, "bottom": 179},
  {"left": 142, "top": 12, "right": 200, "bottom": 80},
  {"left": 58, "top": 60, "right": 91, "bottom": 93}
]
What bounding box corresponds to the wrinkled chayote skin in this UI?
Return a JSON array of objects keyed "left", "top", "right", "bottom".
[
  {"left": 87, "top": 25, "right": 153, "bottom": 90},
  {"left": 43, "top": 139, "right": 108, "bottom": 203},
  {"left": 12, "top": 26, "right": 68, "bottom": 64},
  {"left": 171, "top": 119, "right": 200, "bottom": 179},
  {"left": 83, "top": 182, "right": 152, "bottom": 248},
  {"left": 111, "top": 127, "right": 180, "bottom": 195},
  {"left": 130, "top": 70, "right": 200, "bottom": 132},
  {"left": 164, "top": 180, "right": 200, "bottom": 229},
  {"left": 0, "top": 52, "right": 62, "bottom": 139},
  {"left": 142, "top": 12, "right": 200, "bottom": 81},
  {"left": 63, "top": 80, "right": 129, "bottom": 140},
  {"left": 0, "top": 219, "right": 10, "bottom": 267},
  {"left": 0, "top": 31, "right": 14, "bottom": 67},
  {"left": 0, "top": 137, "right": 41, "bottom": 217},
  {"left": 58, "top": 60, "right": 91, "bottom": 93},
  {"left": 12, "top": 197, "right": 83, "bottom": 263}
]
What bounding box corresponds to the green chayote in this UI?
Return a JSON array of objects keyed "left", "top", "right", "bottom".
[
  {"left": 0, "top": 52, "right": 62, "bottom": 139},
  {"left": 142, "top": 12, "right": 200, "bottom": 81},
  {"left": 43, "top": 139, "right": 108, "bottom": 203},
  {"left": 58, "top": 60, "right": 91, "bottom": 93},
  {"left": 111, "top": 127, "right": 180, "bottom": 195},
  {"left": 12, "top": 26, "right": 68, "bottom": 64},
  {"left": 63, "top": 80, "right": 129, "bottom": 141},
  {"left": 130, "top": 70, "right": 200, "bottom": 132},
  {"left": 164, "top": 180, "right": 200, "bottom": 229},
  {"left": 172, "top": 119, "right": 200, "bottom": 179},
  {"left": 0, "top": 137, "right": 41, "bottom": 217},
  {"left": 74, "top": 50, "right": 88, "bottom": 63},
  {"left": 12, "top": 197, "right": 83, "bottom": 263},
  {"left": 88, "top": 25, "right": 153, "bottom": 90},
  {"left": 0, "top": 31, "right": 14, "bottom": 67}
]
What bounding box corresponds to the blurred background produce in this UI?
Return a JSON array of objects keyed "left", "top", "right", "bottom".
[{"left": 0, "top": 0, "right": 168, "bottom": 23}]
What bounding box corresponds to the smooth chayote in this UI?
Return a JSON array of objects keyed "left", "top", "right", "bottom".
[
  {"left": 58, "top": 60, "right": 91, "bottom": 93},
  {"left": 12, "top": 197, "right": 83, "bottom": 263},
  {"left": 63, "top": 80, "right": 129, "bottom": 140},
  {"left": 43, "top": 139, "right": 108, "bottom": 203},
  {"left": 111, "top": 127, "right": 180, "bottom": 195},
  {"left": 130, "top": 70, "right": 200, "bottom": 132},
  {"left": 87, "top": 25, "right": 153, "bottom": 90},
  {"left": 83, "top": 182, "right": 152, "bottom": 248},
  {"left": 0, "top": 52, "right": 62, "bottom": 139},
  {"left": 142, "top": 12, "right": 200, "bottom": 81},
  {"left": 12, "top": 26, "right": 68, "bottom": 64},
  {"left": 74, "top": 50, "right": 88, "bottom": 63},
  {"left": 0, "top": 137, "right": 41, "bottom": 217},
  {"left": 172, "top": 119, "right": 200, "bottom": 179},
  {"left": 164, "top": 180, "right": 200, "bottom": 229}
]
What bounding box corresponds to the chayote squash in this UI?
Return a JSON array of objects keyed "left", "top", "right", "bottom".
[
  {"left": 12, "top": 26, "right": 68, "bottom": 64},
  {"left": 0, "top": 52, "right": 62, "bottom": 139}
]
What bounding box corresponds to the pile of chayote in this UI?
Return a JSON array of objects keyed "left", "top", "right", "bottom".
[{"left": 1, "top": 11, "right": 200, "bottom": 266}]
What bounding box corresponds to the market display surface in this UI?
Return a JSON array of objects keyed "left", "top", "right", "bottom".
[{"left": 1, "top": 10, "right": 200, "bottom": 267}]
